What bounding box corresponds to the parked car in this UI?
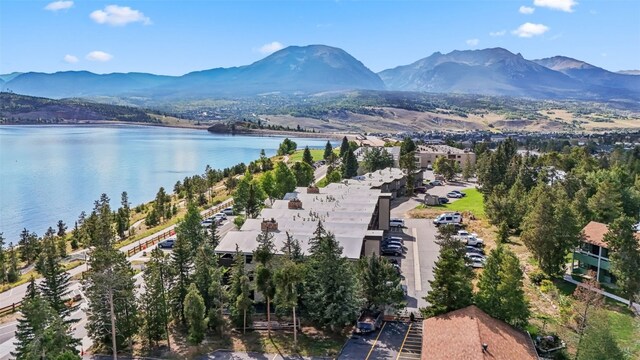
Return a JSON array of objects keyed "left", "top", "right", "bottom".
[
  {"left": 414, "top": 187, "right": 427, "bottom": 194},
  {"left": 213, "top": 212, "right": 227, "bottom": 221},
  {"left": 388, "top": 258, "right": 399, "bottom": 265},
  {"left": 451, "top": 190, "right": 466, "bottom": 197},
  {"left": 384, "top": 236, "right": 404, "bottom": 244},
  {"left": 390, "top": 218, "right": 405, "bottom": 228},
  {"left": 465, "top": 236, "right": 484, "bottom": 247},
  {"left": 433, "top": 212, "right": 462, "bottom": 226},
  {"left": 466, "top": 246, "right": 484, "bottom": 255},
  {"left": 466, "top": 253, "right": 486, "bottom": 263},
  {"left": 381, "top": 243, "right": 403, "bottom": 256},
  {"left": 158, "top": 238, "right": 176, "bottom": 249},
  {"left": 430, "top": 180, "right": 443, "bottom": 186},
  {"left": 447, "top": 191, "right": 463, "bottom": 198},
  {"left": 382, "top": 239, "right": 404, "bottom": 249},
  {"left": 466, "top": 260, "right": 485, "bottom": 268},
  {"left": 426, "top": 164, "right": 433, "bottom": 170},
  {"left": 438, "top": 197, "right": 449, "bottom": 204},
  {"left": 222, "top": 207, "right": 234, "bottom": 216},
  {"left": 355, "top": 310, "right": 383, "bottom": 334},
  {"left": 201, "top": 219, "right": 214, "bottom": 227}
]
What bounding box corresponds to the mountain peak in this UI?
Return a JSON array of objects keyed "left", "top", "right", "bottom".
[{"left": 533, "top": 56, "right": 598, "bottom": 71}]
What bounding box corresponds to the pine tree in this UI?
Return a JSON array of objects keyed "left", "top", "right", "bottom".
[
  {"left": 475, "top": 245, "right": 529, "bottom": 327},
  {"left": 56, "top": 220, "right": 67, "bottom": 238},
  {"left": 358, "top": 255, "right": 405, "bottom": 312},
  {"left": 170, "top": 227, "right": 193, "bottom": 325},
  {"left": 184, "top": 283, "right": 207, "bottom": 345},
  {"left": 399, "top": 137, "right": 416, "bottom": 156},
  {"left": 400, "top": 151, "right": 417, "bottom": 194},
  {"left": 141, "top": 248, "right": 171, "bottom": 348},
  {"left": 342, "top": 148, "right": 358, "bottom": 179},
  {"left": 229, "top": 245, "right": 253, "bottom": 332},
  {"left": 461, "top": 157, "right": 474, "bottom": 181},
  {"left": 207, "top": 263, "right": 226, "bottom": 334},
  {"left": 13, "top": 286, "right": 79, "bottom": 360},
  {"left": 323, "top": 141, "right": 333, "bottom": 161},
  {"left": 208, "top": 219, "right": 220, "bottom": 249},
  {"left": 274, "top": 235, "right": 305, "bottom": 347},
  {"left": 7, "top": 245, "right": 20, "bottom": 283},
  {"left": 339, "top": 136, "right": 349, "bottom": 158},
  {"left": 261, "top": 170, "right": 276, "bottom": 204},
  {"left": 234, "top": 170, "right": 267, "bottom": 218},
  {"left": 36, "top": 229, "right": 77, "bottom": 322},
  {"left": 588, "top": 180, "right": 624, "bottom": 223},
  {"left": 18, "top": 228, "right": 39, "bottom": 265},
  {"left": 178, "top": 203, "right": 206, "bottom": 254},
  {"left": 421, "top": 225, "right": 474, "bottom": 317},
  {"left": 303, "top": 222, "right": 359, "bottom": 331},
  {"left": 291, "top": 161, "right": 315, "bottom": 187},
  {"left": 302, "top": 146, "right": 314, "bottom": 166},
  {"left": 121, "top": 191, "right": 131, "bottom": 230},
  {"left": 254, "top": 229, "right": 276, "bottom": 334},
  {"left": 0, "top": 233, "right": 6, "bottom": 284},
  {"left": 605, "top": 216, "right": 640, "bottom": 307}
]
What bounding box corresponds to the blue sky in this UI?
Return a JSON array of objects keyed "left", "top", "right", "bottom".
[{"left": 1, "top": 0, "right": 638, "bottom": 75}]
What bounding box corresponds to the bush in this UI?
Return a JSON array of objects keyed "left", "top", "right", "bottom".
[
  {"left": 234, "top": 215, "right": 246, "bottom": 229},
  {"left": 530, "top": 270, "right": 548, "bottom": 285},
  {"left": 540, "top": 279, "right": 555, "bottom": 293}
]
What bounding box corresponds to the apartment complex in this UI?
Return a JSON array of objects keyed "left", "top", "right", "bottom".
[
  {"left": 415, "top": 144, "right": 476, "bottom": 169},
  {"left": 346, "top": 167, "right": 422, "bottom": 199}
]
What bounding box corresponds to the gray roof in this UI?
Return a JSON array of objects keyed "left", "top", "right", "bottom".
[
  {"left": 346, "top": 167, "right": 406, "bottom": 188},
  {"left": 215, "top": 183, "right": 382, "bottom": 259},
  {"left": 418, "top": 144, "right": 473, "bottom": 155}
]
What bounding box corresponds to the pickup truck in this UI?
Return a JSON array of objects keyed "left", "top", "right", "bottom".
[{"left": 355, "top": 310, "right": 383, "bottom": 334}]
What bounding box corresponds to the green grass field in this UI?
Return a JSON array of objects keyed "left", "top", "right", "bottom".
[
  {"left": 443, "top": 188, "right": 486, "bottom": 218},
  {"left": 288, "top": 148, "right": 325, "bottom": 163}
]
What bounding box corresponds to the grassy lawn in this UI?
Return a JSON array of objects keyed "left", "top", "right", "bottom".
[
  {"left": 443, "top": 188, "right": 485, "bottom": 218},
  {"left": 288, "top": 148, "right": 336, "bottom": 163}
]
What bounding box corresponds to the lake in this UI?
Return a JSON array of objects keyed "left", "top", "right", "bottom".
[{"left": 0, "top": 125, "right": 332, "bottom": 243}]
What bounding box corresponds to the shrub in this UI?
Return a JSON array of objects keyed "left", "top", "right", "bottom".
[
  {"left": 540, "top": 279, "right": 555, "bottom": 293},
  {"left": 530, "top": 270, "right": 548, "bottom": 285}
]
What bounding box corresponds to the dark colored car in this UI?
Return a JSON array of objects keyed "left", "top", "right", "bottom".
[
  {"left": 414, "top": 187, "right": 427, "bottom": 194},
  {"left": 158, "top": 238, "right": 175, "bottom": 249},
  {"left": 438, "top": 197, "right": 449, "bottom": 204}
]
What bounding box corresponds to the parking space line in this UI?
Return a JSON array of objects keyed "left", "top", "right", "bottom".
[
  {"left": 412, "top": 228, "right": 421, "bottom": 291},
  {"left": 364, "top": 321, "right": 387, "bottom": 360},
  {"left": 396, "top": 322, "right": 413, "bottom": 360}
]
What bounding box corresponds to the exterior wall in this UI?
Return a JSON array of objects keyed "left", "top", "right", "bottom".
[
  {"left": 572, "top": 242, "right": 613, "bottom": 284},
  {"left": 363, "top": 238, "right": 381, "bottom": 257},
  {"left": 417, "top": 151, "right": 476, "bottom": 169},
  {"left": 378, "top": 196, "right": 391, "bottom": 231}
]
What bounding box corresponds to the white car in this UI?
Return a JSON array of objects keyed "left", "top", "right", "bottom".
[
  {"left": 390, "top": 218, "right": 405, "bottom": 228},
  {"left": 213, "top": 212, "right": 227, "bottom": 221},
  {"left": 447, "top": 192, "right": 463, "bottom": 198},
  {"left": 433, "top": 212, "right": 462, "bottom": 226}
]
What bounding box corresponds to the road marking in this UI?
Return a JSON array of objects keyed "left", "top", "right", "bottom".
[
  {"left": 0, "top": 322, "right": 17, "bottom": 330},
  {"left": 412, "top": 228, "right": 421, "bottom": 291},
  {"left": 271, "top": 354, "right": 279, "bottom": 360},
  {"left": 365, "top": 321, "right": 387, "bottom": 360},
  {"left": 396, "top": 323, "right": 413, "bottom": 360}
]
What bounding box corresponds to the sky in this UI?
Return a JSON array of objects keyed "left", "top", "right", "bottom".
[{"left": 1, "top": 0, "right": 639, "bottom": 75}]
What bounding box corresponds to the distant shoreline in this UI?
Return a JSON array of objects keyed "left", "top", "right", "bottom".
[{"left": 0, "top": 120, "right": 349, "bottom": 139}]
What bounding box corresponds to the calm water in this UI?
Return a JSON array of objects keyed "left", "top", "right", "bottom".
[{"left": 0, "top": 125, "right": 330, "bottom": 243}]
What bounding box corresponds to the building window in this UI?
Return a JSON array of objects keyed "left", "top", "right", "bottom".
[{"left": 245, "top": 254, "right": 253, "bottom": 264}]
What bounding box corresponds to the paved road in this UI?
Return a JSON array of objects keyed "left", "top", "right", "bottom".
[
  {"left": 0, "top": 199, "right": 234, "bottom": 359},
  {"left": 339, "top": 322, "right": 410, "bottom": 359}
]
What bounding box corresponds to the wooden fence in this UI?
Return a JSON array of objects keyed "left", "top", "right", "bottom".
[
  {"left": 126, "top": 199, "right": 234, "bottom": 257},
  {"left": 0, "top": 301, "right": 22, "bottom": 317}
]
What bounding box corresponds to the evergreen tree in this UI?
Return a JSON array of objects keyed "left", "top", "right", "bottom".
[
  {"left": 475, "top": 245, "right": 529, "bottom": 327},
  {"left": 170, "top": 223, "right": 194, "bottom": 325},
  {"left": 36, "top": 230, "right": 77, "bottom": 322},
  {"left": 56, "top": 220, "right": 67, "bottom": 238},
  {"left": 274, "top": 162, "right": 297, "bottom": 199},
  {"left": 588, "top": 180, "right": 624, "bottom": 223},
  {"left": 0, "top": 233, "right": 6, "bottom": 284},
  {"left": 605, "top": 216, "right": 640, "bottom": 307},
  {"left": 399, "top": 137, "right": 416, "bottom": 156},
  {"left": 400, "top": 151, "right": 418, "bottom": 195},
  {"left": 461, "top": 157, "right": 474, "bottom": 181},
  {"left": 496, "top": 221, "right": 510, "bottom": 244},
  {"left": 121, "top": 191, "right": 130, "bottom": 230},
  {"left": 184, "top": 283, "right": 207, "bottom": 345},
  {"left": 12, "top": 292, "right": 79, "bottom": 360},
  {"left": 69, "top": 222, "right": 80, "bottom": 250},
  {"left": 342, "top": 148, "right": 358, "bottom": 179},
  {"left": 339, "top": 136, "right": 350, "bottom": 158},
  {"left": 302, "top": 146, "right": 314, "bottom": 166},
  {"left": 323, "top": 141, "right": 333, "bottom": 161},
  {"left": 433, "top": 157, "right": 457, "bottom": 181},
  {"left": 261, "top": 170, "right": 277, "bottom": 204},
  {"left": 291, "top": 161, "right": 315, "bottom": 187},
  {"left": 208, "top": 220, "right": 220, "bottom": 249},
  {"left": 141, "top": 248, "right": 171, "bottom": 348},
  {"left": 18, "top": 228, "right": 39, "bottom": 265},
  {"left": 254, "top": 230, "right": 276, "bottom": 334},
  {"left": 233, "top": 171, "right": 267, "bottom": 218},
  {"left": 485, "top": 184, "right": 515, "bottom": 228},
  {"left": 7, "top": 245, "right": 20, "bottom": 283},
  {"left": 421, "top": 225, "right": 474, "bottom": 317},
  {"left": 303, "top": 222, "right": 359, "bottom": 331},
  {"left": 274, "top": 235, "right": 305, "bottom": 347},
  {"left": 358, "top": 255, "right": 405, "bottom": 312},
  {"left": 177, "top": 203, "right": 206, "bottom": 254},
  {"left": 207, "top": 262, "right": 226, "bottom": 334},
  {"left": 229, "top": 245, "right": 253, "bottom": 332},
  {"left": 507, "top": 175, "right": 529, "bottom": 229}
]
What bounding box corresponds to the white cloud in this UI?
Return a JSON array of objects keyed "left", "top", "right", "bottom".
[
  {"left": 86, "top": 51, "right": 113, "bottom": 62},
  {"left": 63, "top": 54, "right": 79, "bottom": 63},
  {"left": 519, "top": 6, "right": 535, "bottom": 14},
  {"left": 44, "top": 1, "right": 73, "bottom": 11},
  {"left": 90, "top": 5, "right": 151, "bottom": 26},
  {"left": 466, "top": 38, "right": 480, "bottom": 47},
  {"left": 512, "top": 23, "right": 550, "bottom": 38},
  {"left": 489, "top": 30, "right": 507, "bottom": 37},
  {"left": 534, "top": 0, "right": 578, "bottom": 12},
  {"left": 258, "top": 41, "right": 285, "bottom": 55}
]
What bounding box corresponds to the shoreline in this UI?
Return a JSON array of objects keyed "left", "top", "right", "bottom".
[{"left": 0, "top": 120, "right": 351, "bottom": 139}]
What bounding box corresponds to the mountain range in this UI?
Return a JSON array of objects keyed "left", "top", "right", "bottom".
[{"left": 2, "top": 45, "right": 639, "bottom": 102}]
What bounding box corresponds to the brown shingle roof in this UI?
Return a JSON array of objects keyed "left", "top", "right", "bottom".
[
  {"left": 421, "top": 305, "right": 538, "bottom": 360},
  {"left": 582, "top": 221, "right": 610, "bottom": 248}
]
